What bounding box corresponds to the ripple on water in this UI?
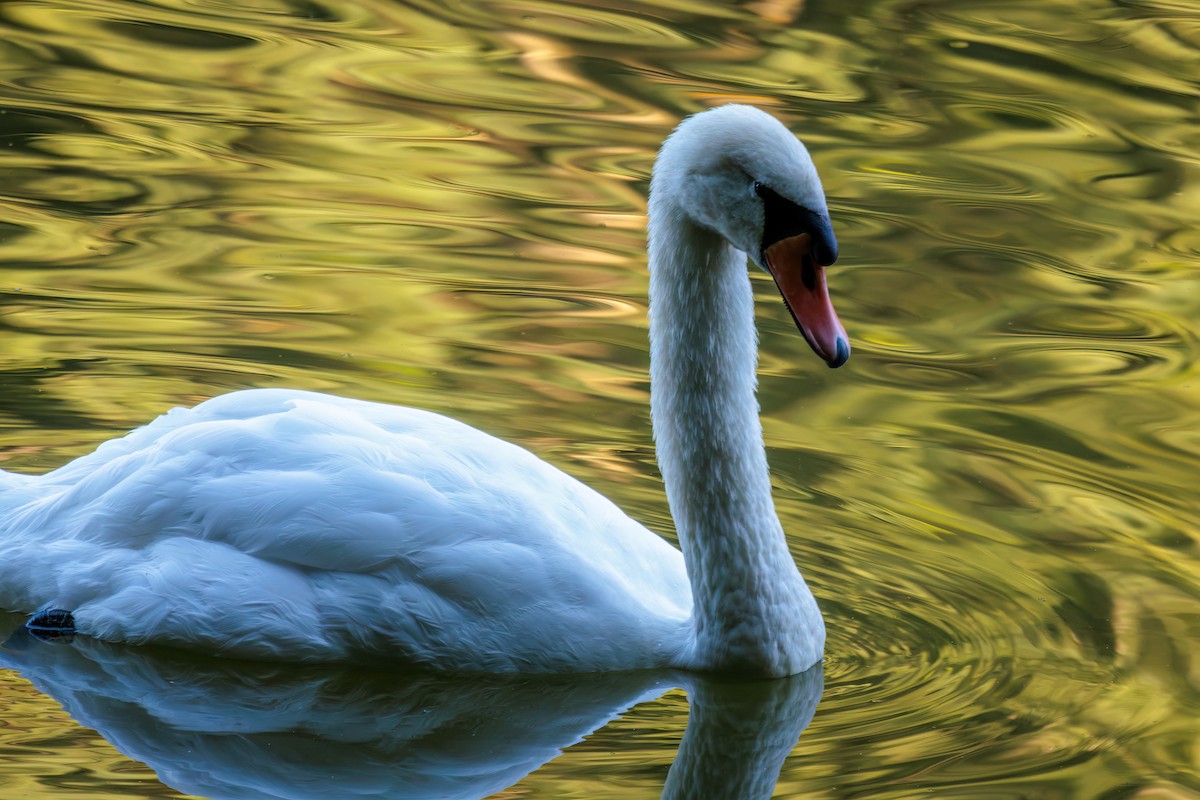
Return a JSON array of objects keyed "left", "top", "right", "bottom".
[
  {"left": 1, "top": 0, "right": 1199, "bottom": 798},
  {"left": 796, "top": 459, "right": 1194, "bottom": 795},
  {"left": 816, "top": 534, "right": 1067, "bottom": 775},
  {"left": 344, "top": 57, "right": 612, "bottom": 114}
]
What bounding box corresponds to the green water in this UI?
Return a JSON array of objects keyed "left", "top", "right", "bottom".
[{"left": 0, "top": 0, "right": 1197, "bottom": 797}]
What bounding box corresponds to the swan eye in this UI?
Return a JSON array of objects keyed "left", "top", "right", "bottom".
[{"left": 753, "top": 181, "right": 766, "bottom": 198}]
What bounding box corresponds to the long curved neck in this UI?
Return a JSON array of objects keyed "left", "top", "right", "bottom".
[{"left": 648, "top": 198, "right": 823, "bottom": 676}]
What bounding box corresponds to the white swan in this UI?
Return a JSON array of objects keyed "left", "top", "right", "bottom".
[{"left": 0, "top": 105, "right": 847, "bottom": 677}]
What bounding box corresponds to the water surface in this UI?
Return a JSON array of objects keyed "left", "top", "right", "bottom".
[{"left": 1, "top": 0, "right": 1198, "bottom": 797}]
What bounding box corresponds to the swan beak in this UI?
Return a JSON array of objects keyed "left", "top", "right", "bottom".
[{"left": 764, "top": 233, "right": 850, "bottom": 368}]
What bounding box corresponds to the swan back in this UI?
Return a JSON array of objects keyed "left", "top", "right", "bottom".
[{"left": 0, "top": 390, "right": 692, "bottom": 669}]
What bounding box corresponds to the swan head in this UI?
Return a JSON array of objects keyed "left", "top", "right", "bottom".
[{"left": 650, "top": 105, "right": 849, "bottom": 367}]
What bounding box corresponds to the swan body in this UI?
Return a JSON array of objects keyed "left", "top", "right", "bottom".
[
  {"left": 0, "top": 105, "right": 846, "bottom": 676},
  {"left": 0, "top": 389, "right": 691, "bottom": 670}
]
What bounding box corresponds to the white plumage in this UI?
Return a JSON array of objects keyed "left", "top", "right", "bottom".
[{"left": 0, "top": 105, "right": 846, "bottom": 676}]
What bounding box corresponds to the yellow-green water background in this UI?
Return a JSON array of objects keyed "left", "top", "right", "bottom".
[{"left": 0, "top": 0, "right": 1198, "bottom": 797}]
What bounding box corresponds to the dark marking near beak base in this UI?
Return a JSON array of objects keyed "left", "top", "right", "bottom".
[
  {"left": 800, "top": 255, "right": 817, "bottom": 292},
  {"left": 755, "top": 183, "right": 838, "bottom": 266}
]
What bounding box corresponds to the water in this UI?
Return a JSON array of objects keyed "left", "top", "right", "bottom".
[{"left": 0, "top": 0, "right": 1197, "bottom": 797}]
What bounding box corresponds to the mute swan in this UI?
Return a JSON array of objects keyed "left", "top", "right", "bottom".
[{"left": 0, "top": 104, "right": 846, "bottom": 677}]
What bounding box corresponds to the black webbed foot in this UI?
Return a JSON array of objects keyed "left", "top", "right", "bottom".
[{"left": 26, "top": 609, "right": 76, "bottom": 642}]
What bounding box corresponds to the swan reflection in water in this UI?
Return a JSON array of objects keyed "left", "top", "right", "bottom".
[{"left": 1, "top": 617, "right": 821, "bottom": 800}]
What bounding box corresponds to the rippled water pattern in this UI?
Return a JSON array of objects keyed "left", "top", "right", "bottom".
[{"left": 1, "top": 0, "right": 1198, "bottom": 797}]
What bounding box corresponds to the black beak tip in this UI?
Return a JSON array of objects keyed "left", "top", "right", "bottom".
[{"left": 827, "top": 336, "right": 850, "bottom": 368}]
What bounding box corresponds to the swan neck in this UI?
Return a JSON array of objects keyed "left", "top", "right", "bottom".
[{"left": 647, "top": 198, "right": 822, "bottom": 676}]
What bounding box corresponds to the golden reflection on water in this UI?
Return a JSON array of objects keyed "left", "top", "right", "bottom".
[{"left": 0, "top": 0, "right": 1198, "bottom": 798}]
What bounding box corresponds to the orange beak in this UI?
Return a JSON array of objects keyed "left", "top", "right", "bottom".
[{"left": 763, "top": 233, "right": 850, "bottom": 368}]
